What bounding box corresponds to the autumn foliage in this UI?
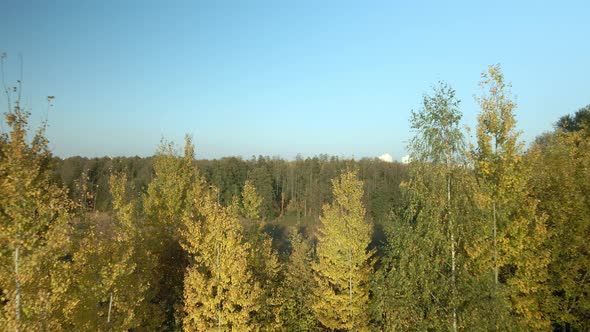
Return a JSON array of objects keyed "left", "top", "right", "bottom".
[{"left": 1, "top": 65, "right": 588, "bottom": 331}]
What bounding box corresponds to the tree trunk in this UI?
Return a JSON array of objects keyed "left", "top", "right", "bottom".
[
  {"left": 14, "top": 245, "right": 21, "bottom": 332},
  {"left": 493, "top": 201, "right": 498, "bottom": 284},
  {"left": 281, "top": 192, "right": 285, "bottom": 217},
  {"left": 348, "top": 247, "right": 353, "bottom": 326},
  {"left": 107, "top": 292, "right": 113, "bottom": 325},
  {"left": 217, "top": 244, "right": 221, "bottom": 331},
  {"left": 448, "top": 173, "right": 457, "bottom": 332},
  {"left": 493, "top": 139, "right": 499, "bottom": 285},
  {"left": 93, "top": 184, "right": 99, "bottom": 212}
]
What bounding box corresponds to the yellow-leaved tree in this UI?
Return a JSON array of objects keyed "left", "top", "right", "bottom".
[
  {"left": 240, "top": 179, "right": 282, "bottom": 330},
  {"left": 276, "top": 229, "right": 317, "bottom": 331},
  {"left": 0, "top": 84, "right": 74, "bottom": 330},
  {"left": 469, "top": 64, "right": 550, "bottom": 330},
  {"left": 64, "top": 173, "right": 155, "bottom": 331},
  {"left": 313, "top": 169, "right": 373, "bottom": 331},
  {"left": 241, "top": 179, "right": 263, "bottom": 220},
  {"left": 142, "top": 136, "right": 200, "bottom": 329},
  {"left": 182, "top": 185, "right": 261, "bottom": 331}
]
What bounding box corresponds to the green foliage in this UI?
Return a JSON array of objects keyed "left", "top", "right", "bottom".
[
  {"left": 375, "top": 82, "right": 470, "bottom": 330},
  {"left": 529, "top": 129, "right": 590, "bottom": 330},
  {"left": 248, "top": 164, "right": 276, "bottom": 220},
  {"left": 54, "top": 154, "right": 409, "bottom": 231},
  {"left": 556, "top": 104, "right": 590, "bottom": 133},
  {"left": 409, "top": 81, "right": 464, "bottom": 163}
]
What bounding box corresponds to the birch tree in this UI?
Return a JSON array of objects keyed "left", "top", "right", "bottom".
[
  {"left": 0, "top": 83, "right": 73, "bottom": 330},
  {"left": 372, "top": 82, "right": 477, "bottom": 330},
  {"left": 469, "top": 64, "right": 550, "bottom": 330}
]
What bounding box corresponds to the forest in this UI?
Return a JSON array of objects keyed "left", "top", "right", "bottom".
[{"left": 1, "top": 64, "right": 589, "bottom": 331}]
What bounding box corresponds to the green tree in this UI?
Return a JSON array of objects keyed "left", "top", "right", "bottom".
[
  {"left": 409, "top": 81, "right": 465, "bottom": 332},
  {"left": 529, "top": 127, "right": 590, "bottom": 330},
  {"left": 248, "top": 165, "right": 275, "bottom": 220},
  {"left": 373, "top": 82, "right": 474, "bottom": 330},
  {"left": 372, "top": 209, "right": 435, "bottom": 331},
  {"left": 556, "top": 104, "right": 590, "bottom": 133},
  {"left": 312, "top": 170, "right": 373, "bottom": 331}
]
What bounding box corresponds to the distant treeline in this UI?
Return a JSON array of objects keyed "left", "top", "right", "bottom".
[{"left": 52, "top": 154, "right": 408, "bottom": 225}]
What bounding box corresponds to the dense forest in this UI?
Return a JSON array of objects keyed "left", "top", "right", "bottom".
[{"left": 1, "top": 65, "right": 589, "bottom": 331}]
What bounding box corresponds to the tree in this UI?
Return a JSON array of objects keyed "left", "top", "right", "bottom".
[
  {"left": 0, "top": 71, "right": 74, "bottom": 331},
  {"left": 248, "top": 235, "right": 282, "bottom": 331},
  {"left": 277, "top": 229, "right": 317, "bottom": 331},
  {"left": 312, "top": 169, "right": 373, "bottom": 331},
  {"left": 247, "top": 165, "right": 276, "bottom": 220},
  {"left": 65, "top": 173, "right": 155, "bottom": 330},
  {"left": 240, "top": 179, "right": 282, "bottom": 330},
  {"left": 371, "top": 209, "right": 429, "bottom": 331},
  {"left": 241, "top": 179, "right": 262, "bottom": 220},
  {"left": 182, "top": 186, "right": 261, "bottom": 331},
  {"left": 529, "top": 127, "right": 590, "bottom": 330},
  {"left": 470, "top": 64, "right": 550, "bottom": 329},
  {"left": 373, "top": 82, "right": 472, "bottom": 330},
  {"left": 556, "top": 104, "right": 590, "bottom": 133},
  {"left": 409, "top": 81, "right": 465, "bottom": 332},
  {"left": 142, "top": 136, "right": 199, "bottom": 330}
]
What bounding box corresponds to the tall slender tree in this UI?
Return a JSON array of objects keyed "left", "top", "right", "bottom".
[
  {"left": 374, "top": 82, "right": 471, "bottom": 330},
  {"left": 312, "top": 169, "right": 373, "bottom": 331},
  {"left": 411, "top": 81, "right": 466, "bottom": 332},
  {"left": 470, "top": 64, "right": 550, "bottom": 330}
]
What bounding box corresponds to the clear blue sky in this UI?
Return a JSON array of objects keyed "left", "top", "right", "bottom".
[{"left": 2, "top": 0, "right": 589, "bottom": 160}]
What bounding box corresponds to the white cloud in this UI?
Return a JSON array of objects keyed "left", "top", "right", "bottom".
[
  {"left": 378, "top": 153, "right": 393, "bottom": 163},
  {"left": 401, "top": 154, "right": 411, "bottom": 164}
]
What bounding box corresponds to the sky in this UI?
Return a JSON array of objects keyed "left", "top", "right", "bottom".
[{"left": 1, "top": 0, "right": 589, "bottom": 160}]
